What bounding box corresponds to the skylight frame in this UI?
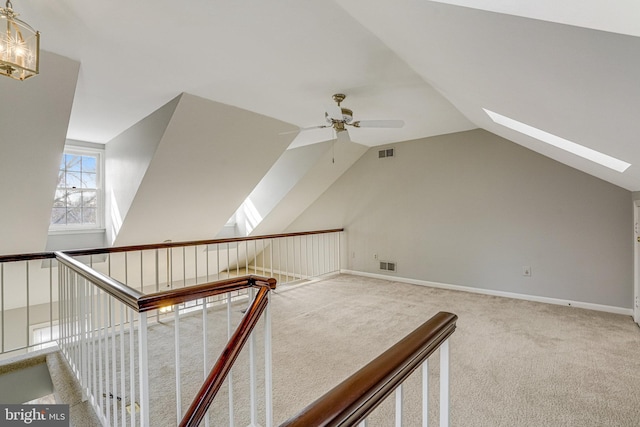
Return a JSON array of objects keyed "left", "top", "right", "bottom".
[{"left": 483, "top": 108, "right": 631, "bottom": 173}]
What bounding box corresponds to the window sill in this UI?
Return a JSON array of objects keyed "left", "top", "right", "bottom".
[{"left": 48, "top": 228, "right": 106, "bottom": 236}]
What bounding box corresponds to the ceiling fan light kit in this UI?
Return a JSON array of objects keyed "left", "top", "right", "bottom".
[{"left": 326, "top": 107, "right": 353, "bottom": 124}]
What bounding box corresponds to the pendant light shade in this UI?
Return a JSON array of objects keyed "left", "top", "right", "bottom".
[{"left": 0, "top": 0, "right": 39, "bottom": 80}]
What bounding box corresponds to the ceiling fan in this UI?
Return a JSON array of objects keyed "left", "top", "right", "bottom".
[{"left": 299, "top": 93, "right": 405, "bottom": 144}]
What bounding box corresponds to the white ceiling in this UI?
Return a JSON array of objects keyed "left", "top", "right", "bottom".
[{"left": 17, "top": 0, "right": 640, "bottom": 189}]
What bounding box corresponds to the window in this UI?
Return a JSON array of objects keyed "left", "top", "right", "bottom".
[
  {"left": 483, "top": 108, "right": 631, "bottom": 172},
  {"left": 50, "top": 148, "right": 103, "bottom": 230}
]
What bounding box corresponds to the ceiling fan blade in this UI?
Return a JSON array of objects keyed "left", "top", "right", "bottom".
[
  {"left": 353, "top": 120, "right": 405, "bottom": 128},
  {"left": 279, "top": 125, "right": 330, "bottom": 135},
  {"left": 303, "top": 124, "right": 332, "bottom": 131},
  {"left": 325, "top": 104, "right": 344, "bottom": 121},
  {"left": 336, "top": 129, "right": 351, "bottom": 144}
]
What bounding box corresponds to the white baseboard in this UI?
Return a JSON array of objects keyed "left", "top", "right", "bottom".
[{"left": 341, "top": 269, "right": 633, "bottom": 316}]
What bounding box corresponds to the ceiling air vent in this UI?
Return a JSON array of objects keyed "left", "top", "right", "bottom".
[{"left": 378, "top": 148, "right": 395, "bottom": 158}]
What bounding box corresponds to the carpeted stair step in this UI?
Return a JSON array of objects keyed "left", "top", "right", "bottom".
[{"left": 46, "top": 351, "right": 103, "bottom": 427}]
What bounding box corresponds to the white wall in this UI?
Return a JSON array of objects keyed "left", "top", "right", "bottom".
[
  {"left": 111, "top": 93, "right": 297, "bottom": 246},
  {"left": 0, "top": 52, "right": 80, "bottom": 255},
  {"left": 46, "top": 231, "right": 106, "bottom": 252},
  {"left": 288, "top": 129, "right": 633, "bottom": 308},
  {"left": 252, "top": 140, "right": 368, "bottom": 235},
  {"left": 105, "top": 95, "right": 180, "bottom": 245}
]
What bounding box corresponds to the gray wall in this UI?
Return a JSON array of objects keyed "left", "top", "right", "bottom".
[{"left": 288, "top": 129, "right": 633, "bottom": 308}]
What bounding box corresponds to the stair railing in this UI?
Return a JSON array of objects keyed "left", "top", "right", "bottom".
[
  {"left": 66, "top": 228, "right": 343, "bottom": 294},
  {"left": 280, "top": 312, "right": 458, "bottom": 427},
  {"left": 56, "top": 251, "right": 147, "bottom": 426},
  {"left": 179, "top": 283, "right": 272, "bottom": 427},
  {"left": 0, "top": 252, "right": 58, "bottom": 359},
  {"left": 0, "top": 228, "right": 343, "bottom": 361},
  {"left": 56, "top": 249, "right": 276, "bottom": 427}
]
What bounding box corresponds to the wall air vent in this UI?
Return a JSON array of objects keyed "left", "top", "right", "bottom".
[
  {"left": 379, "top": 261, "right": 396, "bottom": 272},
  {"left": 378, "top": 148, "right": 395, "bottom": 158}
]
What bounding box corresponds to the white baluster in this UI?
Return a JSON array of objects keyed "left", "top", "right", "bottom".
[
  {"left": 422, "top": 359, "right": 429, "bottom": 427},
  {"left": 128, "top": 309, "right": 136, "bottom": 427},
  {"left": 138, "top": 312, "right": 150, "bottom": 427},
  {"left": 175, "top": 304, "right": 182, "bottom": 425},
  {"left": 264, "top": 293, "right": 273, "bottom": 427},
  {"left": 440, "top": 339, "right": 450, "bottom": 427},
  {"left": 227, "top": 291, "right": 235, "bottom": 427},
  {"left": 202, "top": 297, "right": 210, "bottom": 427},
  {"left": 395, "top": 383, "right": 403, "bottom": 426},
  {"left": 248, "top": 287, "right": 258, "bottom": 426},
  {"left": 119, "top": 305, "right": 126, "bottom": 426}
]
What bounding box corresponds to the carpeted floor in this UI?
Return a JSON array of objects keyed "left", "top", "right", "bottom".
[
  {"left": 137, "top": 273, "right": 640, "bottom": 426},
  {"left": 7, "top": 273, "right": 636, "bottom": 425}
]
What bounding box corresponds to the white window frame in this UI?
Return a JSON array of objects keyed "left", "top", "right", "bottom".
[{"left": 49, "top": 145, "right": 105, "bottom": 233}]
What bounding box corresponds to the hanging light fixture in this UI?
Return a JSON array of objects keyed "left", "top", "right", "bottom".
[{"left": 0, "top": 0, "right": 39, "bottom": 80}]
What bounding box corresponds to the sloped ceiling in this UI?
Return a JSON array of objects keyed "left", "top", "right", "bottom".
[
  {"left": 111, "top": 94, "right": 297, "bottom": 246},
  {"left": 252, "top": 140, "right": 369, "bottom": 236},
  {"left": 337, "top": 0, "right": 640, "bottom": 189},
  {"left": 14, "top": 0, "right": 640, "bottom": 189}
]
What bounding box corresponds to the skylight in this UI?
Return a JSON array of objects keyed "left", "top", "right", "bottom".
[{"left": 483, "top": 109, "right": 631, "bottom": 173}]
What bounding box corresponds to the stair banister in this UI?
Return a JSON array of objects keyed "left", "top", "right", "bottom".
[
  {"left": 55, "top": 251, "right": 144, "bottom": 310},
  {"left": 179, "top": 282, "right": 274, "bottom": 427},
  {"left": 56, "top": 249, "right": 278, "bottom": 427},
  {"left": 280, "top": 311, "right": 458, "bottom": 427}
]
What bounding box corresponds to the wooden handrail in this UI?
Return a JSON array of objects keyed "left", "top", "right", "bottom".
[
  {"left": 0, "top": 229, "right": 343, "bottom": 261},
  {"left": 59, "top": 244, "right": 277, "bottom": 424},
  {"left": 138, "top": 275, "right": 277, "bottom": 312},
  {"left": 56, "top": 251, "right": 145, "bottom": 311},
  {"left": 180, "top": 284, "right": 273, "bottom": 427},
  {"left": 64, "top": 228, "right": 344, "bottom": 257},
  {"left": 57, "top": 249, "right": 276, "bottom": 313},
  {"left": 29, "top": 229, "right": 340, "bottom": 425},
  {"left": 13, "top": 228, "right": 338, "bottom": 311},
  {"left": 0, "top": 252, "right": 55, "bottom": 263},
  {"left": 280, "top": 312, "right": 458, "bottom": 427}
]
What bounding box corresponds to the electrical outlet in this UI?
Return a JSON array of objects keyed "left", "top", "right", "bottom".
[
  {"left": 522, "top": 266, "right": 531, "bottom": 277},
  {"left": 373, "top": 253, "right": 378, "bottom": 260}
]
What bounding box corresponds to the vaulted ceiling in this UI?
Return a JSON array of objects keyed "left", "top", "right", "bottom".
[{"left": 13, "top": 0, "right": 640, "bottom": 190}]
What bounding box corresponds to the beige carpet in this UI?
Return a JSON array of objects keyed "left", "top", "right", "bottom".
[
  {"left": 75, "top": 274, "right": 640, "bottom": 426},
  {"left": 267, "top": 275, "right": 640, "bottom": 426}
]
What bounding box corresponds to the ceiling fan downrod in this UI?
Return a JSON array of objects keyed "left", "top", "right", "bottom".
[{"left": 332, "top": 93, "right": 346, "bottom": 106}]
